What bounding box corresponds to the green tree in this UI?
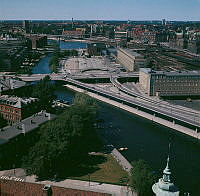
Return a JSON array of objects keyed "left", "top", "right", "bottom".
[
  {"left": 31, "top": 75, "right": 56, "bottom": 112},
  {"left": 129, "top": 160, "right": 156, "bottom": 196},
  {"left": 49, "top": 49, "right": 61, "bottom": 73},
  {"left": 22, "top": 93, "right": 101, "bottom": 179}
]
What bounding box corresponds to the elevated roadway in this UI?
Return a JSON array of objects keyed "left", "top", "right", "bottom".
[
  {"left": 62, "top": 77, "right": 200, "bottom": 132},
  {"left": 2, "top": 73, "right": 199, "bottom": 133},
  {"left": 110, "top": 76, "right": 200, "bottom": 127},
  {"left": 5, "top": 73, "right": 139, "bottom": 82}
]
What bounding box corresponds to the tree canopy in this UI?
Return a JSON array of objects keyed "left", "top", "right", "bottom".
[
  {"left": 129, "top": 160, "right": 156, "bottom": 196},
  {"left": 31, "top": 75, "right": 56, "bottom": 112},
  {"left": 22, "top": 93, "right": 101, "bottom": 179},
  {"left": 49, "top": 49, "right": 78, "bottom": 73}
]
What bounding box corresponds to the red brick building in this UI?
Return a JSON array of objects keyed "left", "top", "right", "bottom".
[
  {"left": 0, "top": 95, "right": 38, "bottom": 125},
  {"left": 0, "top": 179, "right": 111, "bottom": 196}
]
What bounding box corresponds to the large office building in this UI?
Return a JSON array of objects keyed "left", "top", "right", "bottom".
[
  {"left": 139, "top": 68, "right": 200, "bottom": 97},
  {"left": 117, "top": 48, "right": 146, "bottom": 71}
]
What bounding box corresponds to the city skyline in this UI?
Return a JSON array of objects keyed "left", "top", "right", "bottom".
[
  {"left": 1, "top": 2, "right": 200, "bottom": 195},
  {"left": 1, "top": 0, "right": 200, "bottom": 21}
]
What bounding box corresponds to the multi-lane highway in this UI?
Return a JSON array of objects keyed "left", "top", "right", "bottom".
[
  {"left": 2, "top": 72, "right": 199, "bottom": 131},
  {"left": 63, "top": 76, "right": 200, "bottom": 130},
  {"left": 110, "top": 76, "right": 200, "bottom": 128},
  {"left": 4, "top": 72, "right": 138, "bottom": 82}
]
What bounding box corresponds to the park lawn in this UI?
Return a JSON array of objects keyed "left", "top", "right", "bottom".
[{"left": 74, "top": 153, "right": 129, "bottom": 185}]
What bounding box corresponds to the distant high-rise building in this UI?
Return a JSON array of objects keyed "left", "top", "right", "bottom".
[
  {"left": 72, "top": 18, "right": 74, "bottom": 29},
  {"left": 23, "top": 20, "right": 30, "bottom": 33},
  {"left": 162, "top": 19, "right": 166, "bottom": 26}
]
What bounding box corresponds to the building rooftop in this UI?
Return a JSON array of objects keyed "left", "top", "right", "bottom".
[
  {"left": 140, "top": 68, "right": 200, "bottom": 76},
  {"left": 118, "top": 48, "right": 142, "bottom": 58},
  {"left": 0, "top": 76, "right": 26, "bottom": 91},
  {"left": 0, "top": 111, "right": 56, "bottom": 143},
  {"left": 0, "top": 95, "right": 38, "bottom": 109}
]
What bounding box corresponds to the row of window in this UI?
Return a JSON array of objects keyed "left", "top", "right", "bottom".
[
  {"left": 0, "top": 106, "right": 20, "bottom": 114},
  {"left": 152, "top": 75, "right": 200, "bottom": 80},
  {"left": 155, "top": 88, "right": 200, "bottom": 92},
  {"left": 154, "top": 79, "right": 200, "bottom": 83},
  {"left": 2, "top": 113, "right": 21, "bottom": 122},
  {"left": 155, "top": 83, "right": 199, "bottom": 87}
]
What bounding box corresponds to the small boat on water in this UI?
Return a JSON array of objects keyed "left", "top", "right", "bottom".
[
  {"left": 186, "top": 98, "right": 192, "bottom": 102},
  {"left": 118, "top": 147, "right": 128, "bottom": 152}
]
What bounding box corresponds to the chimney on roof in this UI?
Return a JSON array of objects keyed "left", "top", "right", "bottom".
[
  {"left": 72, "top": 18, "right": 74, "bottom": 29},
  {"left": 9, "top": 78, "right": 14, "bottom": 90},
  {"left": 21, "top": 124, "right": 25, "bottom": 135}
]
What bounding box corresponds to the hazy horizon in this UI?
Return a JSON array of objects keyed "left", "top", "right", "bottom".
[{"left": 1, "top": 0, "right": 200, "bottom": 21}]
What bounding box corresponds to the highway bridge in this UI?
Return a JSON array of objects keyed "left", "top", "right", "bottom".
[
  {"left": 110, "top": 76, "right": 200, "bottom": 128},
  {"left": 62, "top": 77, "right": 200, "bottom": 132},
  {"left": 4, "top": 73, "right": 139, "bottom": 82},
  {"left": 46, "top": 34, "right": 116, "bottom": 45},
  {"left": 2, "top": 73, "right": 200, "bottom": 135}
]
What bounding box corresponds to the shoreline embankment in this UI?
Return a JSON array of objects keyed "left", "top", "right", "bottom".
[{"left": 64, "top": 84, "right": 200, "bottom": 140}]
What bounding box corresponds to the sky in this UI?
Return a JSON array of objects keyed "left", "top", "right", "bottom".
[{"left": 0, "top": 0, "right": 200, "bottom": 21}]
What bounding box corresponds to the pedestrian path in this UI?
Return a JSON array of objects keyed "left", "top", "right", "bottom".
[{"left": 0, "top": 168, "right": 135, "bottom": 196}]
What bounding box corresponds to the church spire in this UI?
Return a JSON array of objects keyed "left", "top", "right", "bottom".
[
  {"left": 152, "top": 144, "right": 179, "bottom": 196},
  {"left": 163, "top": 155, "right": 171, "bottom": 183},
  {"left": 163, "top": 144, "right": 172, "bottom": 183}
]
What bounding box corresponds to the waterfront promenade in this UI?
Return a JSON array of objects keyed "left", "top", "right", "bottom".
[
  {"left": 111, "top": 149, "right": 133, "bottom": 173},
  {"left": 64, "top": 84, "right": 200, "bottom": 140}
]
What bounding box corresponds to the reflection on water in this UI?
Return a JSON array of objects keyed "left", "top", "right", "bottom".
[{"left": 32, "top": 54, "right": 51, "bottom": 74}]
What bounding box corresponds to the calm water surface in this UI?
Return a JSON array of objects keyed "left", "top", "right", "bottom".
[{"left": 33, "top": 41, "right": 200, "bottom": 195}]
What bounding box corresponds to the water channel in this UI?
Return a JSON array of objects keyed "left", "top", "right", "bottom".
[{"left": 32, "top": 41, "right": 200, "bottom": 195}]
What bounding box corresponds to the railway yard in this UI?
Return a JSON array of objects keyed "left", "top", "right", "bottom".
[{"left": 138, "top": 47, "right": 200, "bottom": 71}]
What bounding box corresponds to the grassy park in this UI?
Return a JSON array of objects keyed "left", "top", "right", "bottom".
[{"left": 73, "top": 153, "right": 129, "bottom": 185}]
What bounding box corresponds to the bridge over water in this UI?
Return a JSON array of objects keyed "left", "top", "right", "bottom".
[
  {"left": 2, "top": 73, "right": 199, "bottom": 139},
  {"left": 12, "top": 72, "right": 139, "bottom": 82}
]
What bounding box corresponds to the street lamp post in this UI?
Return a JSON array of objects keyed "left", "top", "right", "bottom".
[
  {"left": 88, "top": 173, "right": 91, "bottom": 186},
  {"left": 13, "top": 164, "right": 15, "bottom": 176}
]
